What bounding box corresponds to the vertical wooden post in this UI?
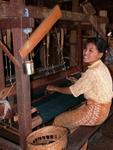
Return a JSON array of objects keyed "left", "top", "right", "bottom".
[
  {"left": 10, "top": 0, "right": 31, "bottom": 148},
  {"left": 76, "top": 23, "right": 82, "bottom": 69},
  {"left": 12, "top": 28, "right": 32, "bottom": 150},
  {"left": 99, "top": 10, "right": 107, "bottom": 34},
  {"left": 69, "top": 30, "right": 77, "bottom": 66},
  {"left": 0, "top": 44, "right": 5, "bottom": 91},
  {"left": 70, "top": 0, "right": 82, "bottom": 68},
  {"left": 72, "top": 0, "right": 81, "bottom": 12}
]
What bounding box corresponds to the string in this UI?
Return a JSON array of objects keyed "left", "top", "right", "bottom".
[{"left": 0, "top": 82, "right": 16, "bottom": 100}]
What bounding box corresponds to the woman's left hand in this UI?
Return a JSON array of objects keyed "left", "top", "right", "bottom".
[{"left": 46, "top": 85, "right": 57, "bottom": 92}]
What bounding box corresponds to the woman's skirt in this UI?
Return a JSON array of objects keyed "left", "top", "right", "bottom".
[{"left": 53, "top": 99, "right": 111, "bottom": 132}]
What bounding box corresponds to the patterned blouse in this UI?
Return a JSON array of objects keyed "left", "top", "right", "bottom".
[{"left": 69, "top": 60, "right": 113, "bottom": 104}]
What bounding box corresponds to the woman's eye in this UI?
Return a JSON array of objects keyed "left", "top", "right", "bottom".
[
  {"left": 83, "top": 48, "right": 87, "bottom": 52},
  {"left": 89, "top": 49, "right": 93, "bottom": 52}
]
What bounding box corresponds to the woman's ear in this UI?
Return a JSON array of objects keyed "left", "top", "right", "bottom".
[{"left": 99, "top": 52, "right": 103, "bottom": 59}]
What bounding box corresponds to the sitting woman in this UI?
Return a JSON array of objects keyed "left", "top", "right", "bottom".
[{"left": 46, "top": 37, "right": 113, "bottom": 135}]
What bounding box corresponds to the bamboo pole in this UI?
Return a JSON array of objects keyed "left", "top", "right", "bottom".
[{"left": 19, "top": 5, "right": 62, "bottom": 58}]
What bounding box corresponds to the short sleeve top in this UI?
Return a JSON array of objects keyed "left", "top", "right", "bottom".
[{"left": 69, "top": 60, "right": 113, "bottom": 104}]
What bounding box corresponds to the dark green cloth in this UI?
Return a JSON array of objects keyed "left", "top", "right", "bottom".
[{"left": 33, "top": 93, "right": 84, "bottom": 123}]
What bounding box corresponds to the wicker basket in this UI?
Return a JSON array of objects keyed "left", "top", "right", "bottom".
[{"left": 26, "top": 125, "right": 68, "bottom": 150}]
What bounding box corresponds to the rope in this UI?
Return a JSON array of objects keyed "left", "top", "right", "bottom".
[
  {"left": 6, "top": 82, "right": 15, "bottom": 98},
  {"left": 0, "top": 82, "right": 16, "bottom": 99}
]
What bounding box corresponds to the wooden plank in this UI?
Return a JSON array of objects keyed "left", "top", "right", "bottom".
[
  {"left": 31, "top": 66, "right": 80, "bottom": 90},
  {"left": 0, "top": 137, "right": 21, "bottom": 150},
  {"left": 81, "top": 2, "right": 96, "bottom": 15},
  {"left": 0, "top": 2, "right": 22, "bottom": 17},
  {"left": 67, "top": 126, "right": 100, "bottom": 150},
  {"left": 10, "top": 0, "right": 24, "bottom": 6},
  {"left": 0, "top": 125, "right": 19, "bottom": 145},
  {"left": 0, "top": 2, "right": 87, "bottom": 20},
  {"left": 0, "top": 67, "right": 80, "bottom": 97},
  {"left": 89, "top": 15, "right": 106, "bottom": 40},
  {"left": 97, "top": 17, "right": 108, "bottom": 24},
  {"left": 0, "top": 17, "right": 34, "bottom": 29},
  {"left": 12, "top": 28, "right": 32, "bottom": 150},
  {"left": 0, "top": 2, "right": 107, "bottom": 23},
  {"left": 80, "top": 2, "right": 106, "bottom": 40}
]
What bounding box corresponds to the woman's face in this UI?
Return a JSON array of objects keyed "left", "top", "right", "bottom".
[{"left": 83, "top": 42, "right": 103, "bottom": 65}]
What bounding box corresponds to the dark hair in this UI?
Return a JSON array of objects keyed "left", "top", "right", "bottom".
[{"left": 86, "top": 37, "right": 108, "bottom": 53}]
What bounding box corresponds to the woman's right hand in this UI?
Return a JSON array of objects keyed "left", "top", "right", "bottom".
[{"left": 66, "top": 76, "right": 77, "bottom": 84}]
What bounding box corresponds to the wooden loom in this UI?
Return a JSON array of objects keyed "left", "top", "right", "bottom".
[
  {"left": 0, "top": 3, "right": 81, "bottom": 149},
  {"left": 0, "top": 66, "right": 81, "bottom": 143},
  {"left": 0, "top": 1, "right": 109, "bottom": 150}
]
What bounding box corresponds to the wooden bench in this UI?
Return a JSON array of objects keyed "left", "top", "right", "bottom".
[{"left": 67, "top": 104, "right": 113, "bottom": 150}]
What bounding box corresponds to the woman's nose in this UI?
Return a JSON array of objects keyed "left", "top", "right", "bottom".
[{"left": 83, "top": 49, "right": 88, "bottom": 54}]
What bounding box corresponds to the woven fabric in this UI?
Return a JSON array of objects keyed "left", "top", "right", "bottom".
[{"left": 33, "top": 93, "right": 84, "bottom": 123}]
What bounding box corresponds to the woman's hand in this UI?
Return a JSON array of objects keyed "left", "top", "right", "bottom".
[
  {"left": 46, "top": 85, "right": 57, "bottom": 92},
  {"left": 46, "top": 84, "right": 72, "bottom": 95},
  {"left": 66, "top": 76, "right": 77, "bottom": 84}
]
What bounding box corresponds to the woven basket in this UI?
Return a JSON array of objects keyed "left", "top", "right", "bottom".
[{"left": 26, "top": 125, "right": 68, "bottom": 150}]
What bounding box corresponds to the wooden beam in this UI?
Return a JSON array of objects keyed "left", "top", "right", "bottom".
[
  {"left": 0, "top": 2, "right": 23, "bottom": 17},
  {"left": 0, "top": 2, "right": 108, "bottom": 23},
  {"left": 10, "top": 0, "right": 24, "bottom": 6},
  {"left": 12, "top": 28, "right": 32, "bottom": 150},
  {"left": 0, "top": 2, "right": 89, "bottom": 21},
  {"left": 0, "top": 137, "right": 20, "bottom": 150},
  {"left": 0, "top": 17, "right": 34, "bottom": 29},
  {"left": 97, "top": 16, "right": 108, "bottom": 24},
  {"left": 81, "top": 2, "right": 107, "bottom": 39},
  {"left": 89, "top": 15, "right": 106, "bottom": 40}
]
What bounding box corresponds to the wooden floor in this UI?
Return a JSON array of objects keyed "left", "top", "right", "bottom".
[{"left": 88, "top": 115, "right": 113, "bottom": 150}]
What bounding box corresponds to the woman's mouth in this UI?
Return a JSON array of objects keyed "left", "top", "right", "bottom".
[{"left": 83, "top": 56, "right": 88, "bottom": 59}]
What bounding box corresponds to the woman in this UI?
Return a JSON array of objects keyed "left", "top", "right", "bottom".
[{"left": 46, "top": 37, "right": 113, "bottom": 133}]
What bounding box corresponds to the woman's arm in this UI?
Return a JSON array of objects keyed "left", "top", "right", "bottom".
[{"left": 46, "top": 85, "right": 72, "bottom": 94}]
